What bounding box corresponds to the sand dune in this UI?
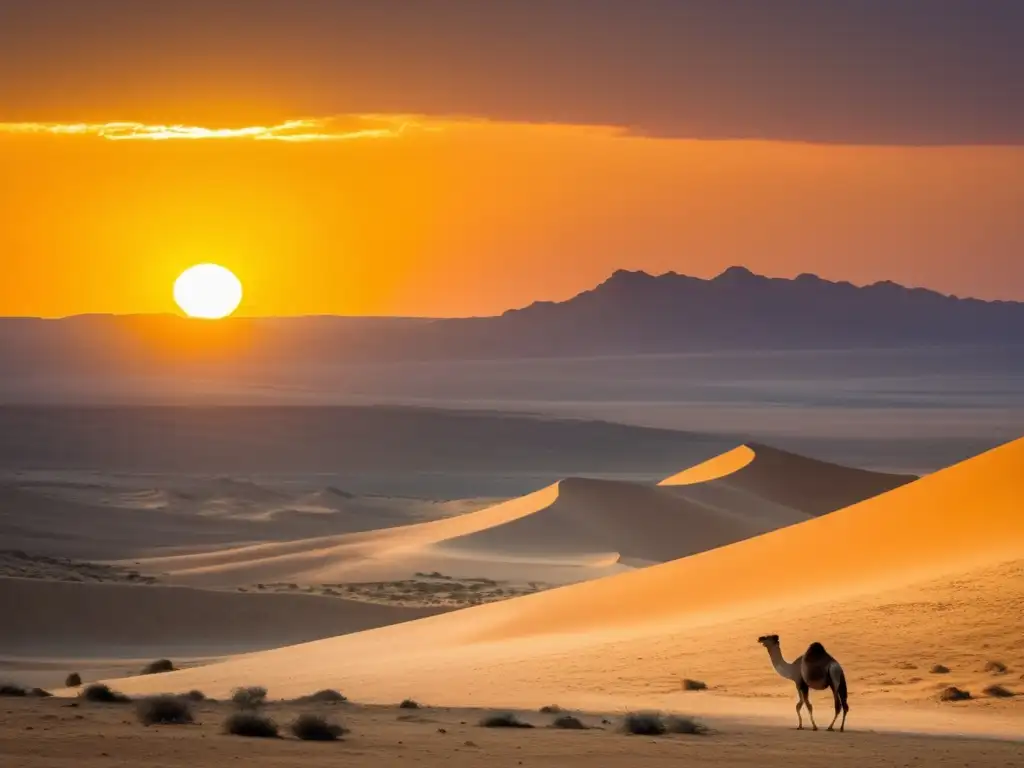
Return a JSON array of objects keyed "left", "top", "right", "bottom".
[
  {"left": 0, "top": 577, "right": 444, "bottom": 658},
  {"left": 0, "top": 478, "right": 478, "bottom": 561},
  {"left": 131, "top": 444, "right": 908, "bottom": 588},
  {"left": 659, "top": 442, "right": 914, "bottom": 515},
  {"left": 96, "top": 437, "right": 1024, "bottom": 738}
]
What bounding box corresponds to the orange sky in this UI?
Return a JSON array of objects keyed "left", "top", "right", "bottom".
[{"left": 3, "top": 117, "right": 1023, "bottom": 317}]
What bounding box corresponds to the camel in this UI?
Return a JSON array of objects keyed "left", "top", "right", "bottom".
[{"left": 757, "top": 634, "right": 849, "bottom": 732}]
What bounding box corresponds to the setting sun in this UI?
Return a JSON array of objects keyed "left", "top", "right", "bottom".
[{"left": 173, "top": 264, "right": 243, "bottom": 319}]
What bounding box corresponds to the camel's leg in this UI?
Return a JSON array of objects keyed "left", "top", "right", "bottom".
[
  {"left": 794, "top": 681, "right": 805, "bottom": 729},
  {"left": 838, "top": 672, "right": 849, "bottom": 733},
  {"left": 797, "top": 679, "right": 816, "bottom": 730},
  {"left": 827, "top": 687, "right": 841, "bottom": 731},
  {"left": 827, "top": 666, "right": 849, "bottom": 732}
]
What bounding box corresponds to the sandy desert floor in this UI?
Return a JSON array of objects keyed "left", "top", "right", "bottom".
[{"left": 1, "top": 695, "right": 1022, "bottom": 768}]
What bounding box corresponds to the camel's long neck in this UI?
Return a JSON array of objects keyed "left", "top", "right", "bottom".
[{"left": 766, "top": 645, "right": 800, "bottom": 681}]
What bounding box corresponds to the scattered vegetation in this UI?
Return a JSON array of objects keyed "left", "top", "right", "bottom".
[
  {"left": 182, "top": 690, "right": 207, "bottom": 702},
  {"left": 29, "top": 688, "right": 53, "bottom": 698},
  {"left": 621, "top": 711, "right": 708, "bottom": 736},
  {"left": 983, "top": 684, "right": 1015, "bottom": 698},
  {"left": 984, "top": 661, "right": 1008, "bottom": 676},
  {"left": 479, "top": 712, "right": 534, "bottom": 729},
  {"left": 0, "top": 682, "right": 27, "bottom": 697},
  {"left": 938, "top": 686, "right": 972, "bottom": 702},
  {"left": 223, "top": 711, "right": 280, "bottom": 739},
  {"left": 929, "top": 664, "right": 951, "bottom": 674},
  {"left": 622, "top": 712, "right": 667, "bottom": 735},
  {"left": 231, "top": 686, "right": 268, "bottom": 710},
  {"left": 65, "top": 673, "right": 82, "bottom": 687},
  {"left": 290, "top": 713, "right": 346, "bottom": 741},
  {"left": 296, "top": 689, "right": 347, "bottom": 704},
  {"left": 539, "top": 704, "right": 563, "bottom": 714},
  {"left": 551, "top": 714, "right": 587, "bottom": 730},
  {"left": 682, "top": 678, "right": 708, "bottom": 691},
  {"left": 399, "top": 699, "right": 421, "bottom": 709},
  {"left": 80, "top": 683, "right": 132, "bottom": 704},
  {"left": 140, "top": 658, "right": 176, "bottom": 675},
  {"left": 136, "top": 695, "right": 195, "bottom": 726}
]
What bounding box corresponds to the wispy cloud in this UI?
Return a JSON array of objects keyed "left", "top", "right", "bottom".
[{"left": 0, "top": 115, "right": 439, "bottom": 142}]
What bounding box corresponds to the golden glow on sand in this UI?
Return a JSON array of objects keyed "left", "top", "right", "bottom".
[{"left": 173, "top": 264, "right": 243, "bottom": 319}]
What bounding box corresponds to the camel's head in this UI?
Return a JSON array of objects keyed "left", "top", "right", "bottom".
[{"left": 757, "top": 634, "right": 780, "bottom": 648}]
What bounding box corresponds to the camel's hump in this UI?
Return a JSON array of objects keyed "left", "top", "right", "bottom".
[{"left": 804, "top": 642, "right": 828, "bottom": 660}]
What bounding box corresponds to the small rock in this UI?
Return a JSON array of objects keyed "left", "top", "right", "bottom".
[
  {"left": 464, "top": 740, "right": 477, "bottom": 747},
  {"left": 437, "top": 728, "right": 447, "bottom": 734}
]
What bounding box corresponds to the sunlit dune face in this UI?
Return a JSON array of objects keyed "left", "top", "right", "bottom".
[{"left": 173, "top": 264, "right": 243, "bottom": 319}]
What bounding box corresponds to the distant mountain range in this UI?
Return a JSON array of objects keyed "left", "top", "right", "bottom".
[{"left": 2, "top": 268, "right": 1022, "bottom": 372}]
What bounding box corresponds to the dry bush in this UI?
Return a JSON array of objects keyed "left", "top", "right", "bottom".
[
  {"left": 984, "top": 661, "right": 1008, "bottom": 676},
  {"left": 296, "top": 689, "right": 347, "bottom": 704},
  {"left": 223, "top": 711, "right": 279, "bottom": 738},
  {"left": 65, "top": 673, "right": 82, "bottom": 687},
  {"left": 622, "top": 712, "right": 666, "bottom": 735},
  {"left": 231, "top": 686, "right": 268, "bottom": 709},
  {"left": 682, "top": 678, "right": 708, "bottom": 691},
  {"left": 479, "top": 712, "right": 534, "bottom": 729},
  {"left": 983, "top": 684, "right": 1015, "bottom": 698},
  {"left": 140, "top": 659, "right": 176, "bottom": 675},
  {"left": 551, "top": 714, "right": 587, "bottom": 730},
  {"left": 29, "top": 688, "right": 52, "bottom": 698},
  {"left": 621, "top": 711, "right": 707, "bottom": 735},
  {"left": 539, "top": 704, "right": 563, "bottom": 714},
  {"left": 938, "top": 686, "right": 971, "bottom": 702},
  {"left": 399, "top": 699, "right": 421, "bottom": 709},
  {"left": 136, "top": 695, "right": 194, "bottom": 725},
  {"left": 80, "top": 683, "right": 131, "bottom": 704},
  {"left": 181, "top": 690, "right": 207, "bottom": 702},
  {"left": 0, "top": 682, "right": 27, "bottom": 697},
  {"left": 290, "top": 713, "right": 346, "bottom": 741},
  {"left": 929, "top": 664, "right": 951, "bottom": 674}
]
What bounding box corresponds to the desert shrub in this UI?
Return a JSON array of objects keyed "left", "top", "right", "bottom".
[
  {"left": 539, "top": 704, "right": 563, "bottom": 714},
  {"left": 136, "top": 695, "right": 194, "bottom": 725},
  {"left": 984, "top": 661, "right": 1008, "bottom": 676},
  {"left": 983, "top": 684, "right": 1014, "bottom": 698},
  {"left": 479, "top": 712, "right": 534, "bottom": 729},
  {"left": 551, "top": 714, "right": 587, "bottom": 730},
  {"left": 621, "top": 712, "right": 705, "bottom": 736},
  {"left": 0, "top": 682, "right": 27, "bottom": 697},
  {"left": 296, "top": 689, "right": 347, "bottom": 704},
  {"left": 81, "top": 683, "right": 131, "bottom": 703},
  {"left": 140, "top": 659, "right": 176, "bottom": 675},
  {"left": 231, "top": 686, "right": 268, "bottom": 709},
  {"left": 290, "top": 713, "right": 346, "bottom": 741},
  {"left": 930, "top": 664, "right": 950, "bottom": 674},
  {"left": 224, "top": 711, "right": 279, "bottom": 738},
  {"left": 682, "top": 678, "right": 708, "bottom": 691},
  {"left": 29, "top": 688, "right": 53, "bottom": 698},
  {"left": 65, "top": 673, "right": 82, "bottom": 687},
  {"left": 182, "top": 690, "right": 207, "bottom": 702},
  {"left": 938, "top": 686, "right": 971, "bottom": 702},
  {"left": 399, "top": 698, "right": 421, "bottom": 709},
  {"left": 622, "top": 712, "right": 666, "bottom": 735}
]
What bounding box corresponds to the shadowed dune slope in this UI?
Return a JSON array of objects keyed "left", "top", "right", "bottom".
[
  {"left": 133, "top": 444, "right": 907, "bottom": 587},
  {"left": 0, "top": 577, "right": 445, "bottom": 657},
  {"left": 658, "top": 442, "right": 915, "bottom": 516},
  {"left": 97, "top": 437, "right": 1024, "bottom": 719}
]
